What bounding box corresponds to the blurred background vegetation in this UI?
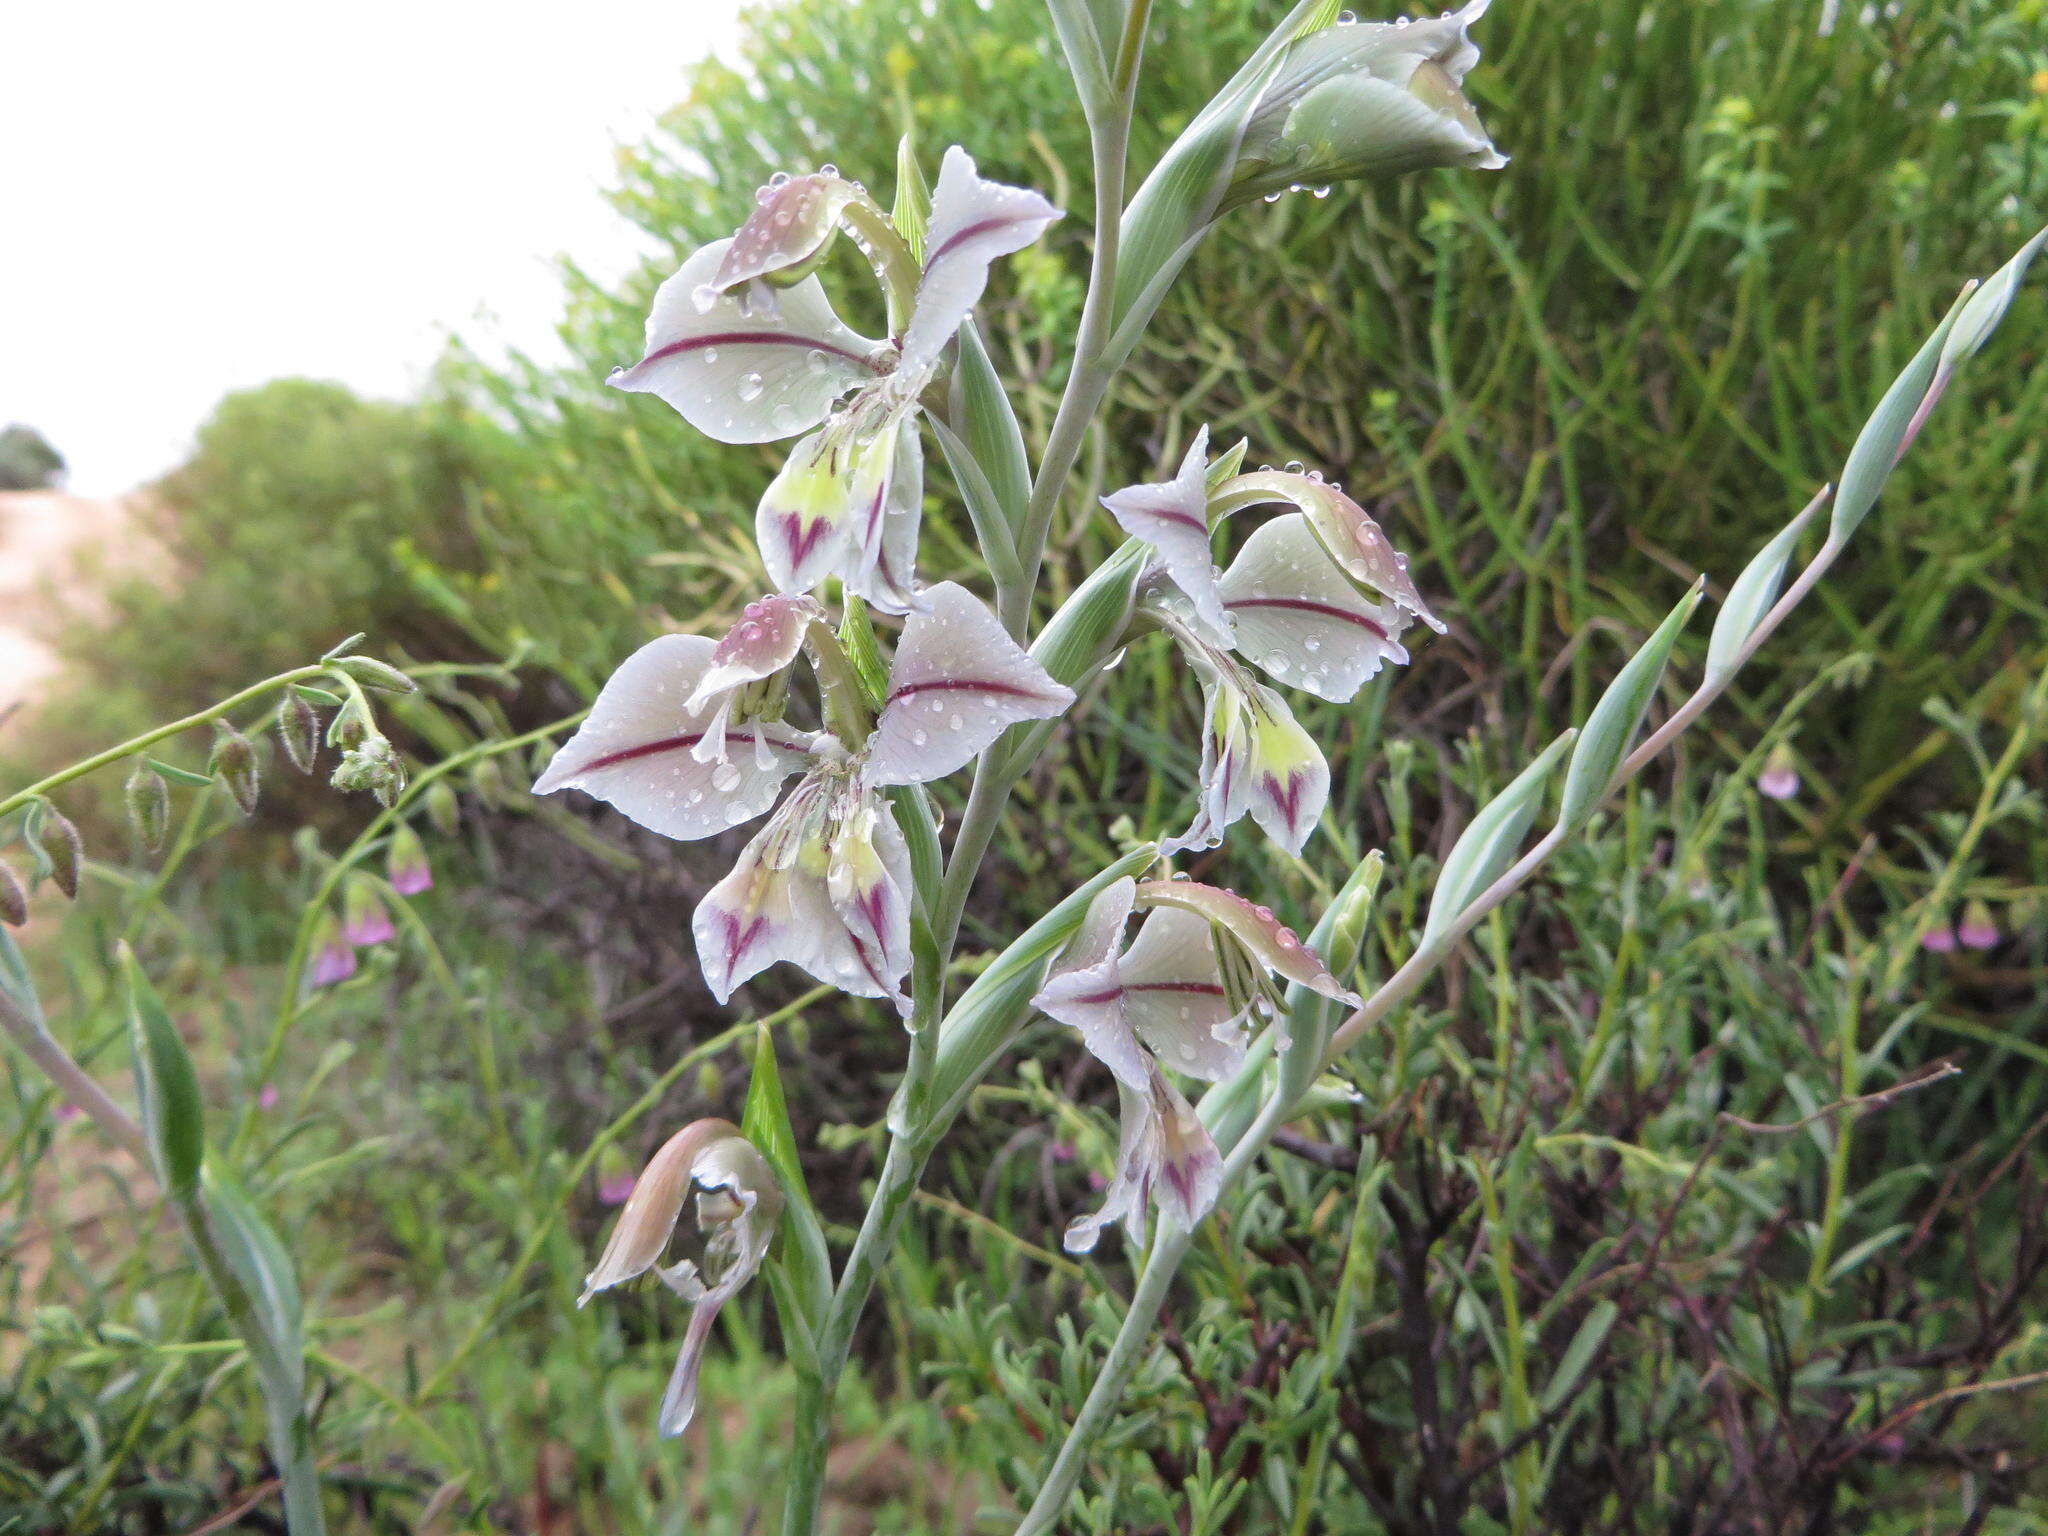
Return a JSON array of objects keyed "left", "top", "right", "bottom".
[{"left": 5, "top": 0, "right": 2047, "bottom": 1530}]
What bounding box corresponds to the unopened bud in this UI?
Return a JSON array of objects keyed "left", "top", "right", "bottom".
[
  {"left": 332, "top": 736, "right": 407, "bottom": 807},
  {"left": 694, "top": 1060, "right": 724, "bottom": 1100},
  {"left": 210, "top": 724, "right": 262, "bottom": 816},
  {"left": 41, "top": 806, "right": 83, "bottom": 900},
  {"left": 424, "top": 780, "right": 461, "bottom": 837},
  {"left": 0, "top": 862, "right": 26, "bottom": 926},
  {"left": 386, "top": 823, "right": 433, "bottom": 896},
  {"left": 125, "top": 762, "right": 170, "bottom": 851},
  {"left": 327, "top": 696, "right": 372, "bottom": 750},
  {"left": 332, "top": 655, "right": 417, "bottom": 695},
  {"left": 280, "top": 694, "right": 321, "bottom": 774}
]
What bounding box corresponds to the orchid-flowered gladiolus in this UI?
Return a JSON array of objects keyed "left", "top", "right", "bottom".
[
  {"left": 1229, "top": 0, "right": 1504, "bottom": 205},
  {"left": 578, "top": 1119, "right": 784, "bottom": 1438},
  {"left": 535, "top": 582, "right": 1072, "bottom": 1011},
  {"left": 608, "top": 148, "right": 1060, "bottom": 612},
  {"left": 1033, "top": 878, "right": 1360, "bottom": 1251},
  {"left": 1106, "top": 437, "right": 1437, "bottom": 853}
]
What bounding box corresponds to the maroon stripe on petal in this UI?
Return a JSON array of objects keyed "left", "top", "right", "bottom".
[
  {"left": 626, "top": 330, "right": 875, "bottom": 374},
  {"left": 1127, "top": 981, "right": 1228, "bottom": 998},
  {"left": 925, "top": 215, "right": 1035, "bottom": 267},
  {"left": 1121, "top": 500, "right": 1207, "bottom": 532},
  {"left": 577, "top": 729, "right": 783, "bottom": 776},
  {"left": 1226, "top": 596, "right": 1388, "bottom": 639},
  {"left": 887, "top": 677, "right": 1052, "bottom": 705}
]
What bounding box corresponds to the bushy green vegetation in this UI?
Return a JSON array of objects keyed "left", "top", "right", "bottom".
[{"left": 5, "top": 0, "right": 2047, "bottom": 1532}]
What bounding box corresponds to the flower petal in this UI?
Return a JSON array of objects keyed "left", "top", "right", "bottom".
[
  {"left": 1059, "top": 877, "right": 1138, "bottom": 974},
  {"left": 1102, "top": 427, "right": 1231, "bottom": 643},
  {"left": 609, "top": 238, "right": 883, "bottom": 444},
  {"left": 1144, "top": 1070, "right": 1225, "bottom": 1231},
  {"left": 1063, "top": 1081, "right": 1158, "bottom": 1254},
  {"left": 826, "top": 792, "right": 917, "bottom": 1013},
  {"left": 1115, "top": 907, "right": 1247, "bottom": 1082},
  {"left": 848, "top": 414, "right": 926, "bottom": 616},
  {"left": 756, "top": 425, "right": 863, "bottom": 595},
  {"left": 1239, "top": 684, "right": 1331, "bottom": 854},
  {"left": 533, "top": 635, "right": 811, "bottom": 840},
  {"left": 685, "top": 594, "right": 823, "bottom": 712},
  {"left": 1216, "top": 471, "right": 1441, "bottom": 631},
  {"left": 577, "top": 1118, "right": 742, "bottom": 1306},
  {"left": 899, "top": 147, "right": 1062, "bottom": 371},
  {"left": 864, "top": 582, "right": 1075, "bottom": 786},
  {"left": 1136, "top": 879, "right": 1361, "bottom": 1003},
  {"left": 1216, "top": 513, "right": 1411, "bottom": 702},
  {"left": 713, "top": 171, "right": 860, "bottom": 292},
  {"left": 1035, "top": 954, "right": 1152, "bottom": 1091},
  {"left": 1160, "top": 666, "right": 1253, "bottom": 856}
]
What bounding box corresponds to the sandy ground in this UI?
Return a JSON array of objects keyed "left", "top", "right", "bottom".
[{"left": 0, "top": 489, "right": 134, "bottom": 719}]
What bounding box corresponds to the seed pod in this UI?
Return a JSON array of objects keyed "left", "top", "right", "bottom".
[
  {"left": 125, "top": 762, "right": 170, "bottom": 852},
  {"left": 42, "top": 807, "right": 83, "bottom": 900},
  {"left": 280, "top": 694, "right": 321, "bottom": 774},
  {"left": 0, "top": 862, "right": 26, "bottom": 926},
  {"left": 210, "top": 724, "right": 262, "bottom": 816}
]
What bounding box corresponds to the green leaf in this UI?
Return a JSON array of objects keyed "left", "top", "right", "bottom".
[
  {"left": 1557, "top": 585, "right": 1702, "bottom": 830},
  {"left": 740, "top": 1029, "right": 832, "bottom": 1330},
  {"left": 926, "top": 413, "right": 1023, "bottom": 588},
  {"left": 1829, "top": 286, "right": 1971, "bottom": 543},
  {"left": 0, "top": 928, "right": 44, "bottom": 1026},
  {"left": 1541, "top": 1300, "right": 1619, "bottom": 1412},
  {"left": 201, "top": 1166, "right": 305, "bottom": 1389},
  {"left": 949, "top": 322, "right": 1033, "bottom": 539},
  {"left": 836, "top": 597, "right": 890, "bottom": 709},
  {"left": 1424, "top": 731, "right": 1577, "bottom": 943},
  {"left": 1704, "top": 496, "right": 1821, "bottom": 685},
  {"left": 887, "top": 785, "right": 943, "bottom": 902},
  {"left": 146, "top": 757, "right": 216, "bottom": 790},
  {"left": 123, "top": 949, "right": 205, "bottom": 1198},
  {"left": 890, "top": 132, "right": 930, "bottom": 262}
]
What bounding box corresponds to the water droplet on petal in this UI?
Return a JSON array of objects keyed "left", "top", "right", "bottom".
[
  {"left": 711, "top": 761, "right": 742, "bottom": 792},
  {"left": 691, "top": 282, "right": 720, "bottom": 314},
  {"left": 738, "top": 372, "right": 765, "bottom": 402}
]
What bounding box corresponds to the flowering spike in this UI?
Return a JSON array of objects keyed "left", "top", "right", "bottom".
[
  {"left": 532, "top": 635, "right": 813, "bottom": 842},
  {"left": 609, "top": 238, "right": 883, "bottom": 444},
  {"left": 864, "top": 582, "right": 1075, "bottom": 787},
  {"left": 1216, "top": 514, "right": 1410, "bottom": 702},
  {"left": 898, "top": 147, "right": 1063, "bottom": 371}
]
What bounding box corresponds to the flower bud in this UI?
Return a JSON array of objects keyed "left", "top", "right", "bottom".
[
  {"left": 210, "top": 723, "right": 262, "bottom": 816},
  {"left": 341, "top": 877, "right": 396, "bottom": 948},
  {"left": 40, "top": 806, "right": 83, "bottom": 900},
  {"left": 332, "top": 655, "right": 418, "bottom": 695},
  {"left": 280, "top": 694, "right": 321, "bottom": 774},
  {"left": 385, "top": 823, "right": 433, "bottom": 896},
  {"left": 1758, "top": 743, "right": 1800, "bottom": 801},
  {"left": 424, "top": 780, "right": 462, "bottom": 837},
  {"left": 327, "top": 696, "right": 372, "bottom": 750},
  {"left": 0, "top": 862, "right": 26, "bottom": 926},
  {"left": 1228, "top": 2, "right": 1502, "bottom": 206},
  {"left": 332, "top": 736, "right": 407, "bottom": 807},
  {"left": 125, "top": 762, "right": 170, "bottom": 852}
]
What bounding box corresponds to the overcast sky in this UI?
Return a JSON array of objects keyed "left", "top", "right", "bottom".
[{"left": 0, "top": 0, "right": 747, "bottom": 495}]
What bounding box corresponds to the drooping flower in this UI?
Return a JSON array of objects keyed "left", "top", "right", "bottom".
[
  {"left": 1957, "top": 898, "right": 2000, "bottom": 952},
  {"left": 386, "top": 823, "right": 433, "bottom": 896},
  {"left": 309, "top": 911, "right": 357, "bottom": 988},
  {"left": 1228, "top": 1, "right": 1504, "bottom": 206},
  {"left": 579, "top": 1119, "right": 784, "bottom": 1438},
  {"left": 341, "top": 877, "right": 396, "bottom": 948},
  {"left": 610, "top": 148, "right": 1060, "bottom": 611},
  {"left": 1105, "top": 439, "right": 1437, "bottom": 855},
  {"left": 535, "top": 582, "right": 1072, "bottom": 1011},
  {"left": 1757, "top": 743, "right": 1800, "bottom": 801},
  {"left": 1033, "top": 878, "right": 1359, "bottom": 1250}
]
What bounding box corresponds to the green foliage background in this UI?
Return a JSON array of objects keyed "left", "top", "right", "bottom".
[{"left": 7, "top": 0, "right": 2048, "bottom": 1532}]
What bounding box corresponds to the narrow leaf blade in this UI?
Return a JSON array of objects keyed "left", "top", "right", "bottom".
[{"left": 1557, "top": 585, "right": 1702, "bottom": 830}]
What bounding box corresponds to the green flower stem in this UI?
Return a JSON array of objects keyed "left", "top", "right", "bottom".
[
  {"left": 0, "top": 663, "right": 333, "bottom": 822},
  {"left": 0, "top": 976, "right": 149, "bottom": 1166}
]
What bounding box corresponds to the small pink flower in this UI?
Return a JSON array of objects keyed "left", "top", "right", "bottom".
[
  {"left": 386, "top": 824, "right": 433, "bottom": 897},
  {"left": 342, "top": 878, "right": 396, "bottom": 948},
  {"left": 53, "top": 1101, "right": 83, "bottom": 1124},
  {"left": 257, "top": 1084, "right": 280, "bottom": 1111},
  {"left": 1758, "top": 745, "right": 1799, "bottom": 801},
  {"left": 598, "top": 1172, "right": 636, "bottom": 1206},
  {"left": 310, "top": 912, "right": 359, "bottom": 986},
  {"left": 1920, "top": 925, "right": 1957, "bottom": 954},
  {"left": 1957, "top": 899, "right": 2000, "bottom": 951},
  {"left": 1049, "top": 1141, "right": 1076, "bottom": 1164}
]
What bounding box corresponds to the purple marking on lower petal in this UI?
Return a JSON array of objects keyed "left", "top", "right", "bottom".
[
  {"left": 781, "top": 514, "right": 832, "bottom": 578},
  {"left": 722, "top": 911, "right": 772, "bottom": 976},
  {"left": 578, "top": 729, "right": 781, "bottom": 776},
  {"left": 1119, "top": 500, "right": 1208, "bottom": 532},
  {"left": 1263, "top": 770, "right": 1307, "bottom": 830},
  {"left": 627, "top": 330, "right": 872, "bottom": 374},
  {"left": 1227, "top": 596, "right": 1389, "bottom": 639}
]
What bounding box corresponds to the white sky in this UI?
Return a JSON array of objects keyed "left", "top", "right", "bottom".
[{"left": 0, "top": 0, "right": 748, "bottom": 495}]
